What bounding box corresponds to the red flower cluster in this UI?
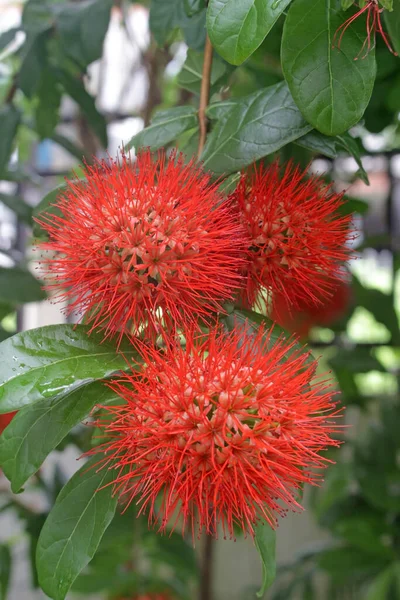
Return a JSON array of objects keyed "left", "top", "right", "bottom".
[
  {"left": 233, "top": 162, "right": 351, "bottom": 314},
  {"left": 333, "top": 0, "right": 397, "bottom": 59},
  {"left": 271, "top": 277, "right": 352, "bottom": 338},
  {"left": 93, "top": 326, "right": 340, "bottom": 539},
  {"left": 37, "top": 151, "right": 246, "bottom": 340}
]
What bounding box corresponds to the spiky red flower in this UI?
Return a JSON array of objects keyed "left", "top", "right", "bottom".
[
  {"left": 271, "top": 277, "right": 352, "bottom": 338},
  {"left": 36, "top": 151, "right": 246, "bottom": 340},
  {"left": 333, "top": 0, "right": 397, "bottom": 59},
  {"left": 232, "top": 162, "right": 352, "bottom": 314},
  {"left": 92, "top": 325, "right": 341, "bottom": 539},
  {"left": 0, "top": 412, "right": 16, "bottom": 434}
]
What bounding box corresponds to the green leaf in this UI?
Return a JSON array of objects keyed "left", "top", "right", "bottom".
[
  {"left": 384, "top": 0, "right": 400, "bottom": 55},
  {"left": 178, "top": 49, "right": 229, "bottom": 94},
  {"left": 0, "top": 545, "right": 11, "bottom": 600},
  {"left": 18, "top": 31, "right": 49, "bottom": 99},
  {"left": 281, "top": 0, "right": 377, "bottom": 136},
  {"left": 55, "top": 69, "right": 108, "bottom": 148},
  {"left": 22, "top": 0, "right": 53, "bottom": 34},
  {"left": 335, "top": 133, "right": 369, "bottom": 185},
  {"left": 295, "top": 131, "right": 339, "bottom": 158},
  {"left": 184, "top": 0, "right": 205, "bottom": 16},
  {"left": 0, "top": 28, "right": 20, "bottom": 53},
  {"left": 0, "top": 193, "right": 33, "bottom": 224},
  {"left": 207, "top": 0, "right": 292, "bottom": 65},
  {"left": 0, "top": 267, "right": 45, "bottom": 304},
  {"left": 150, "top": 0, "right": 206, "bottom": 49},
  {"left": 32, "top": 181, "right": 71, "bottom": 239},
  {"left": 0, "top": 105, "right": 20, "bottom": 176},
  {"left": 0, "top": 381, "right": 119, "bottom": 493},
  {"left": 317, "top": 546, "right": 388, "bottom": 583},
  {"left": 35, "top": 69, "right": 62, "bottom": 139},
  {"left": 201, "top": 82, "right": 312, "bottom": 174},
  {"left": 254, "top": 521, "right": 276, "bottom": 598},
  {"left": 0, "top": 324, "right": 140, "bottom": 413},
  {"left": 329, "top": 348, "right": 385, "bottom": 373},
  {"left": 353, "top": 278, "right": 400, "bottom": 344},
  {"left": 54, "top": 0, "right": 113, "bottom": 67},
  {"left": 127, "top": 106, "right": 198, "bottom": 151},
  {"left": 365, "top": 566, "right": 396, "bottom": 600},
  {"left": 36, "top": 456, "right": 118, "bottom": 600},
  {"left": 207, "top": 99, "right": 238, "bottom": 120},
  {"left": 50, "top": 132, "right": 86, "bottom": 161}
]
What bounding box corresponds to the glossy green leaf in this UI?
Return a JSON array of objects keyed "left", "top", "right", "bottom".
[
  {"left": 0, "top": 324, "right": 140, "bottom": 413},
  {"left": 384, "top": 0, "right": 400, "bottom": 55},
  {"left": 36, "top": 456, "right": 118, "bottom": 600},
  {"left": 0, "top": 267, "right": 45, "bottom": 305},
  {"left": 178, "top": 49, "right": 229, "bottom": 94},
  {"left": 254, "top": 522, "right": 276, "bottom": 597},
  {"left": 0, "top": 105, "right": 20, "bottom": 176},
  {"left": 55, "top": 69, "right": 108, "bottom": 148},
  {"left": 127, "top": 106, "right": 198, "bottom": 151},
  {"left": 295, "top": 131, "right": 339, "bottom": 158},
  {"left": 55, "top": 0, "right": 113, "bottom": 67},
  {"left": 0, "top": 545, "right": 11, "bottom": 600},
  {"left": 207, "top": 0, "right": 292, "bottom": 65},
  {"left": 0, "top": 381, "right": 119, "bottom": 493},
  {"left": 206, "top": 99, "right": 237, "bottom": 120},
  {"left": 202, "top": 82, "right": 312, "bottom": 174},
  {"left": 281, "top": 0, "right": 376, "bottom": 135},
  {"left": 0, "top": 193, "right": 33, "bottom": 224}
]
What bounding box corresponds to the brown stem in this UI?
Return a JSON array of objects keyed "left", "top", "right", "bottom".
[
  {"left": 5, "top": 80, "right": 17, "bottom": 104},
  {"left": 197, "top": 35, "right": 213, "bottom": 159},
  {"left": 199, "top": 533, "right": 214, "bottom": 600}
]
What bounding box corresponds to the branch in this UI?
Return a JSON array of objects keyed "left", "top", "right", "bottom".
[
  {"left": 199, "top": 533, "right": 214, "bottom": 600},
  {"left": 197, "top": 35, "right": 213, "bottom": 159}
]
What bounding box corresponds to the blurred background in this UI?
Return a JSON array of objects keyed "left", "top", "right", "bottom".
[{"left": 0, "top": 1, "right": 400, "bottom": 599}]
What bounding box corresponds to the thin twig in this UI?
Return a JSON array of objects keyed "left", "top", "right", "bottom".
[
  {"left": 197, "top": 35, "right": 213, "bottom": 159},
  {"left": 5, "top": 80, "right": 17, "bottom": 104}
]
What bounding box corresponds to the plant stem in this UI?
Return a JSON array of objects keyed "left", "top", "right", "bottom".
[
  {"left": 197, "top": 34, "right": 213, "bottom": 159},
  {"left": 199, "top": 533, "right": 214, "bottom": 600}
]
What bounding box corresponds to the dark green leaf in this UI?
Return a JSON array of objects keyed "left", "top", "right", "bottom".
[
  {"left": 0, "top": 545, "right": 11, "bottom": 600},
  {"left": 127, "top": 106, "right": 198, "bottom": 151},
  {"left": 50, "top": 132, "right": 86, "bottom": 161},
  {"left": 149, "top": 0, "right": 206, "bottom": 49},
  {"left": 0, "top": 267, "right": 45, "bottom": 304},
  {"left": 335, "top": 133, "right": 369, "bottom": 185},
  {"left": 295, "top": 131, "right": 339, "bottom": 158},
  {"left": 0, "top": 324, "right": 141, "bottom": 413},
  {"left": 317, "top": 547, "right": 388, "bottom": 583},
  {"left": 22, "top": 0, "right": 53, "bottom": 34},
  {"left": 254, "top": 521, "right": 276, "bottom": 597},
  {"left": 18, "top": 31, "right": 49, "bottom": 99},
  {"left": 0, "top": 193, "right": 33, "bottom": 224},
  {"left": 26, "top": 513, "right": 47, "bottom": 589},
  {"left": 0, "top": 105, "right": 20, "bottom": 176},
  {"left": 201, "top": 82, "right": 312, "bottom": 174},
  {"left": 384, "top": 0, "right": 400, "bottom": 55},
  {"left": 180, "top": 5, "right": 207, "bottom": 50},
  {"left": 36, "top": 456, "right": 118, "bottom": 600},
  {"left": 35, "top": 69, "right": 62, "bottom": 139},
  {"left": 328, "top": 348, "right": 385, "bottom": 373},
  {"left": 184, "top": 0, "right": 205, "bottom": 16},
  {"left": 0, "top": 381, "right": 119, "bottom": 493},
  {"left": 281, "top": 0, "right": 376, "bottom": 135},
  {"left": 32, "top": 181, "right": 71, "bottom": 239},
  {"left": 0, "top": 28, "right": 20, "bottom": 53},
  {"left": 178, "top": 49, "right": 229, "bottom": 94},
  {"left": 207, "top": 0, "right": 292, "bottom": 65},
  {"left": 353, "top": 277, "right": 400, "bottom": 344},
  {"left": 365, "top": 566, "right": 397, "bottom": 600},
  {"left": 54, "top": 0, "right": 113, "bottom": 67},
  {"left": 55, "top": 69, "right": 108, "bottom": 148}
]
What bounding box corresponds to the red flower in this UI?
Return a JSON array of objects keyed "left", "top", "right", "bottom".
[
  {"left": 271, "top": 277, "right": 352, "bottom": 338},
  {"left": 0, "top": 412, "right": 16, "bottom": 434},
  {"left": 92, "top": 325, "right": 341, "bottom": 539},
  {"left": 333, "top": 1, "right": 397, "bottom": 59},
  {"left": 233, "top": 162, "right": 352, "bottom": 314},
  {"left": 37, "top": 151, "right": 246, "bottom": 340}
]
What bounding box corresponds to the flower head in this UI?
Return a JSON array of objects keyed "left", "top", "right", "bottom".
[
  {"left": 271, "top": 277, "right": 352, "bottom": 338},
  {"left": 37, "top": 151, "right": 246, "bottom": 340},
  {"left": 0, "top": 412, "right": 16, "bottom": 434},
  {"left": 333, "top": 0, "right": 397, "bottom": 60},
  {"left": 92, "top": 324, "right": 341, "bottom": 539},
  {"left": 233, "top": 162, "right": 352, "bottom": 314}
]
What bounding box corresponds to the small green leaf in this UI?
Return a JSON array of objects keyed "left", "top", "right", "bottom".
[
  {"left": 201, "top": 82, "right": 312, "bottom": 174},
  {"left": 0, "top": 324, "right": 140, "bottom": 413},
  {"left": 384, "top": 1, "right": 400, "bottom": 56},
  {"left": 54, "top": 0, "right": 113, "bottom": 67},
  {"left": 254, "top": 521, "right": 276, "bottom": 597},
  {"left": 295, "top": 131, "right": 339, "bottom": 158},
  {"left": 178, "top": 49, "right": 229, "bottom": 94},
  {"left": 184, "top": 0, "right": 205, "bottom": 15},
  {"left": 0, "top": 193, "right": 33, "bottom": 224},
  {"left": 0, "top": 105, "right": 21, "bottom": 176},
  {"left": 55, "top": 69, "right": 108, "bottom": 148},
  {"left": 36, "top": 456, "right": 118, "bottom": 600},
  {"left": 0, "top": 267, "right": 45, "bottom": 304},
  {"left": 127, "top": 106, "right": 198, "bottom": 151},
  {"left": 335, "top": 133, "right": 369, "bottom": 185},
  {"left": 35, "top": 69, "right": 62, "bottom": 139},
  {"left": 0, "top": 28, "right": 20, "bottom": 53},
  {"left": 0, "top": 381, "right": 119, "bottom": 493},
  {"left": 150, "top": 0, "right": 206, "bottom": 49},
  {"left": 0, "top": 544, "right": 11, "bottom": 600},
  {"left": 281, "top": 0, "right": 377, "bottom": 136},
  {"left": 18, "top": 31, "right": 49, "bottom": 99},
  {"left": 207, "top": 0, "right": 292, "bottom": 65}
]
